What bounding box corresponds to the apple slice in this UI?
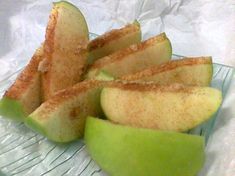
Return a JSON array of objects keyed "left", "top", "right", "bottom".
[
  {"left": 86, "top": 33, "right": 172, "bottom": 79},
  {"left": 41, "top": 1, "right": 89, "bottom": 100},
  {"left": 0, "top": 46, "right": 43, "bottom": 121},
  {"left": 101, "top": 82, "right": 222, "bottom": 131},
  {"left": 122, "top": 57, "right": 213, "bottom": 86},
  {"left": 85, "top": 117, "right": 205, "bottom": 176},
  {"left": 25, "top": 80, "right": 108, "bottom": 142},
  {"left": 88, "top": 20, "right": 141, "bottom": 64}
]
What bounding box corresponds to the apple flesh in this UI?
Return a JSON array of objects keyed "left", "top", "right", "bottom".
[
  {"left": 25, "top": 80, "right": 108, "bottom": 142},
  {"left": 0, "top": 46, "right": 43, "bottom": 121},
  {"left": 88, "top": 20, "right": 141, "bottom": 64},
  {"left": 101, "top": 82, "right": 222, "bottom": 132},
  {"left": 122, "top": 57, "right": 213, "bottom": 86},
  {"left": 85, "top": 116, "right": 205, "bottom": 176},
  {"left": 86, "top": 33, "right": 172, "bottom": 79},
  {"left": 41, "top": 1, "right": 89, "bottom": 100}
]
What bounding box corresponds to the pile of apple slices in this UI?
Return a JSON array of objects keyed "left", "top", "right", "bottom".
[{"left": 0, "top": 1, "right": 222, "bottom": 176}]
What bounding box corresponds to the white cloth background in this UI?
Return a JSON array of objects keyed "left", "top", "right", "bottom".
[{"left": 0, "top": 0, "right": 235, "bottom": 175}]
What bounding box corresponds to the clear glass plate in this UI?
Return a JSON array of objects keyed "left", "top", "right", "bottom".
[{"left": 0, "top": 54, "right": 233, "bottom": 176}]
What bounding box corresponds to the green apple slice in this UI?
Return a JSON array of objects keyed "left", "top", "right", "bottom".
[
  {"left": 122, "top": 57, "right": 213, "bottom": 86},
  {"left": 101, "top": 82, "right": 222, "bottom": 131},
  {"left": 85, "top": 116, "right": 205, "bottom": 176},
  {"left": 86, "top": 33, "right": 172, "bottom": 79},
  {"left": 41, "top": 1, "right": 89, "bottom": 100},
  {"left": 25, "top": 80, "right": 107, "bottom": 142},
  {"left": 88, "top": 20, "right": 141, "bottom": 64},
  {"left": 0, "top": 46, "right": 43, "bottom": 121}
]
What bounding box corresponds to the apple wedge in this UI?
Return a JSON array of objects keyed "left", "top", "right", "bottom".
[
  {"left": 0, "top": 46, "right": 43, "bottom": 121},
  {"left": 101, "top": 82, "right": 222, "bottom": 132},
  {"left": 122, "top": 57, "right": 213, "bottom": 86},
  {"left": 88, "top": 20, "right": 141, "bottom": 63},
  {"left": 25, "top": 80, "right": 108, "bottom": 142},
  {"left": 85, "top": 117, "right": 205, "bottom": 176},
  {"left": 41, "top": 1, "right": 89, "bottom": 100},
  {"left": 86, "top": 33, "right": 172, "bottom": 79}
]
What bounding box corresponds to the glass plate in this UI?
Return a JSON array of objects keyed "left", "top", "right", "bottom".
[{"left": 0, "top": 54, "right": 233, "bottom": 176}]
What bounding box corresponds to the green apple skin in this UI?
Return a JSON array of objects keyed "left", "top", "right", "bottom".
[
  {"left": 0, "top": 97, "right": 26, "bottom": 121},
  {"left": 85, "top": 117, "right": 205, "bottom": 176},
  {"left": 94, "top": 70, "right": 115, "bottom": 81}
]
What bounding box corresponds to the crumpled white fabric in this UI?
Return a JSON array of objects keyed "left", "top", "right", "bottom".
[{"left": 0, "top": 0, "right": 235, "bottom": 175}]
